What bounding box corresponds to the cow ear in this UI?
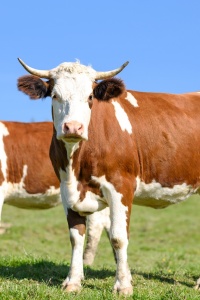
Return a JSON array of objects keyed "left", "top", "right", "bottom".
[
  {"left": 17, "top": 75, "right": 51, "bottom": 100},
  {"left": 93, "top": 78, "right": 125, "bottom": 101}
]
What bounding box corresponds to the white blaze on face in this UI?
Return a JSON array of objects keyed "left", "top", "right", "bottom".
[
  {"left": 125, "top": 92, "right": 139, "bottom": 107},
  {"left": 50, "top": 62, "right": 96, "bottom": 140},
  {"left": 112, "top": 100, "right": 132, "bottom": 134}
]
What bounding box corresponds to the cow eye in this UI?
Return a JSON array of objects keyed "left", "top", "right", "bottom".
[
  {"left": 88, "top": 94, "right": 93, "bottom": 108},
  {"left": 52, "top": 94, "right": 58, "bottom": 101}
]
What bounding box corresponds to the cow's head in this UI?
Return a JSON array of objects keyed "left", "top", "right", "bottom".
[{"left": 17, "top": 59, "right": 128, "bottom": 144}]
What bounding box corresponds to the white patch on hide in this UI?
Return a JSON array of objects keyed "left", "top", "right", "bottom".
[
  {"left": 135, "top": 176, "right": 196, "bottom": 207},
  {"left": 112, "top": 100, "right": 132, "bottom": 134},
  {"left": 59, "top": 160, "right": 80, "bottom": 215},
  {"left": 0, "top": 122, "right": 9, "bottom": 180},
  {"left": 92, "top": 175, "right": 128, "bottom": 238},
  {"left": 0, "top": 122, "right": 9, "bottom": 221},
  {"left": 73, "top": 190, "right": 106, "bottom": 216},
  {"left": 125, "top": 92, "right": 139, "bottom": 107}
]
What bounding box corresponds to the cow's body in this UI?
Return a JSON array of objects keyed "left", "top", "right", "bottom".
[
  {"left": 17, "top": 59, "right": 200, "bottom": 295},
  {"left": 0, "top": 121, "right": 61, "bottom": 215}
]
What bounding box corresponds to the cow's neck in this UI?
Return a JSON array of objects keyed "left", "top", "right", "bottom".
[{"left": 64, "top": 142, "right": 80, "bottom": 161}]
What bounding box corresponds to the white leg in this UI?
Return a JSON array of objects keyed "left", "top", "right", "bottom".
[
  {"left": 62, "top": 208, "right": 86, "bottom": 292},
  {"left": 109, "top": 202, "right": 133, "bottom": 295},
  {"left": 62, "top": 228, "right": 85, "bottom": 292},
  {"left": 100, "top": 181, "right": 133, "bottom": 295},
  {"left": 83, "top": 210, "right": 104, "bottom": 265}
]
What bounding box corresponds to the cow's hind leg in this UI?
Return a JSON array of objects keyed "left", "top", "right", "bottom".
[
  {"left": 62, "top": 209, "right": 86, "bottom": 292},
  {"left": 84, "top": 207, "right": 116, "bottom": 265},
  {"left": 84, "top": 210, "right": 106, "bottom": 265}
]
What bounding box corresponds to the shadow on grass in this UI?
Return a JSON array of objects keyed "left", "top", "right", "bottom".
[
  {"left": 0, "top": 260, "right": 115, "bottom": 286},
  {"left": 0, "top": 260, "right": 197, "bottom": 289},
  {"left": 136, "top": 271, "right": 196, "bottom": 288}
]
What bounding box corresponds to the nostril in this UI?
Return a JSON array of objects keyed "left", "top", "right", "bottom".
[
  {"left": 64, "top": 123, "right": 70, "bottom": 133},
  {"left": 78, "top": 124, "right": 83, "bottom": 133}
]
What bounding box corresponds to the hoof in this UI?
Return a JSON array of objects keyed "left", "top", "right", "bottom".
[
  {"left": 0, "top": 222, "right": 12, "bottom": 228},
  {"left": 62, "top": 279, "right": 81, "bottom": 293},
  {"left": 113, "top": 286, "right": 133, "bottom": 296},
  {"left": 62, "top": 277, "right": 69, "bottom": 289},
  {"left": 194, "top": 278, "right": 200, "bottom": 290},
  {"left": 83, "top": 258, "right": 93, "bottom": 266},
  {"left": 64, "top": 284, "right": 81, "bottom": 293},
  {"left": 119, "top": 287, "right": 133, "bottom": 296},
  {"left": 0, "top": 222, "right": 12, "bottom": 234},
  {"left": 0, "top": 228, "right": 6, "bottom": 235}
]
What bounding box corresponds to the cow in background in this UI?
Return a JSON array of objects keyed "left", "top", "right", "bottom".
[
  {"left": 17, "top": 58, "right": 200, "bottom": 295},
  {"left": 0, "top": 121, "right": 60, "bottom": 232},
  {"left": 0, "top": 121, "right": 111, "bottom": 264},
  {"left": 0, "top": 121, "right": 60, "bottom": 213}
]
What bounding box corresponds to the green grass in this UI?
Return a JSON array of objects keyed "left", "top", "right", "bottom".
[{"left": 1, "top": 195, "right": 200, "bottom": 299}]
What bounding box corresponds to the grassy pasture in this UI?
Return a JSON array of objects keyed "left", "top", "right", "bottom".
[{"left": 0, "top": 195, "right": 200, "bottom": 299}]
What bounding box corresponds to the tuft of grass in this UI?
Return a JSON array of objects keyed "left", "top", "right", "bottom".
[{"left": 1, "top": 195, "right": 200, "bottom": 299}]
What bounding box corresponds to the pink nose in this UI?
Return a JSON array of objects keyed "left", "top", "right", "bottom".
[{"left": 64, "top": 121, "right": 84, "bottom": 135}]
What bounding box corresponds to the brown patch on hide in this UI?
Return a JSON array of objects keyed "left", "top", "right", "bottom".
[{"left": 67, "top": 209, "right": 86, "bottom": 236}]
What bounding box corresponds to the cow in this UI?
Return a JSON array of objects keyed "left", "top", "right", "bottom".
[
  {"left": 0, "top": 121, "right": 61, "bottom": 214},
  {"left": 0, "top": 121, "right": 111, "bottom": 263},
  {"left": 17, "top": 58, "right": 200, "bottom": 296}
]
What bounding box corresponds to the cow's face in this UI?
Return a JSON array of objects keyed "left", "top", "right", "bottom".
[
  {"left": 17, "top": 59, "right": 129, "bottom": 145},
  {"left": 50, "top": 63, "right": 96, "bottom": 142}
]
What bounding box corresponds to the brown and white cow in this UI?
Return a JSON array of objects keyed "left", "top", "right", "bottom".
[
  {"left": 17, "top": 58, "right": 200, "bottom": 295},
  {"left": 0, "top": 121, "right": 60, "bottom": 214},
  {"left": 0, "top": 121, "right": 110, "bottom": 263}
]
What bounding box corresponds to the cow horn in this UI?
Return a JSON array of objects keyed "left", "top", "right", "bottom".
[
  {"left": 18, "top": 58, "right": 51, "bottom": 79},
  {"left": 95, "top": 61, "right": 129, "bottom": 80}
]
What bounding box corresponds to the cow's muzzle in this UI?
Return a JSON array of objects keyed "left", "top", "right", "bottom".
[
  {"left": 64, "top": 121, "right": 84, "bottom": 136},
  {"left": 59, "top": 121, "right": 85, "bottom": 142}
]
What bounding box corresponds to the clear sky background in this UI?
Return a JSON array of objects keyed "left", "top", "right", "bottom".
[{"left": 1, "top": 1, "right": 200, "bottom": 122}]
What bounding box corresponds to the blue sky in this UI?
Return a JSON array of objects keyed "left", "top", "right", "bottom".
[{"left": 1, "top": 1, "right": 200, "bottom": 122}]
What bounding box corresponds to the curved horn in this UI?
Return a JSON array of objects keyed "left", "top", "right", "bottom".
[
  {"left": 95, "top": 61, "right": 129, "bottom": 80},
  {"left": 18, "top": 58, "right": 50, "bottom": 79}
]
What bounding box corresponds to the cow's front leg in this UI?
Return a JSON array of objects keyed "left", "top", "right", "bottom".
[
  {"left": 105, "top": 184, "right": 133, "bottom": 296},
  {"left": 62, "top": 209, "right": 86, "bottom": 292},
  {"left": 110, "top": 206, "right": 133, "bottom": 296}
]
